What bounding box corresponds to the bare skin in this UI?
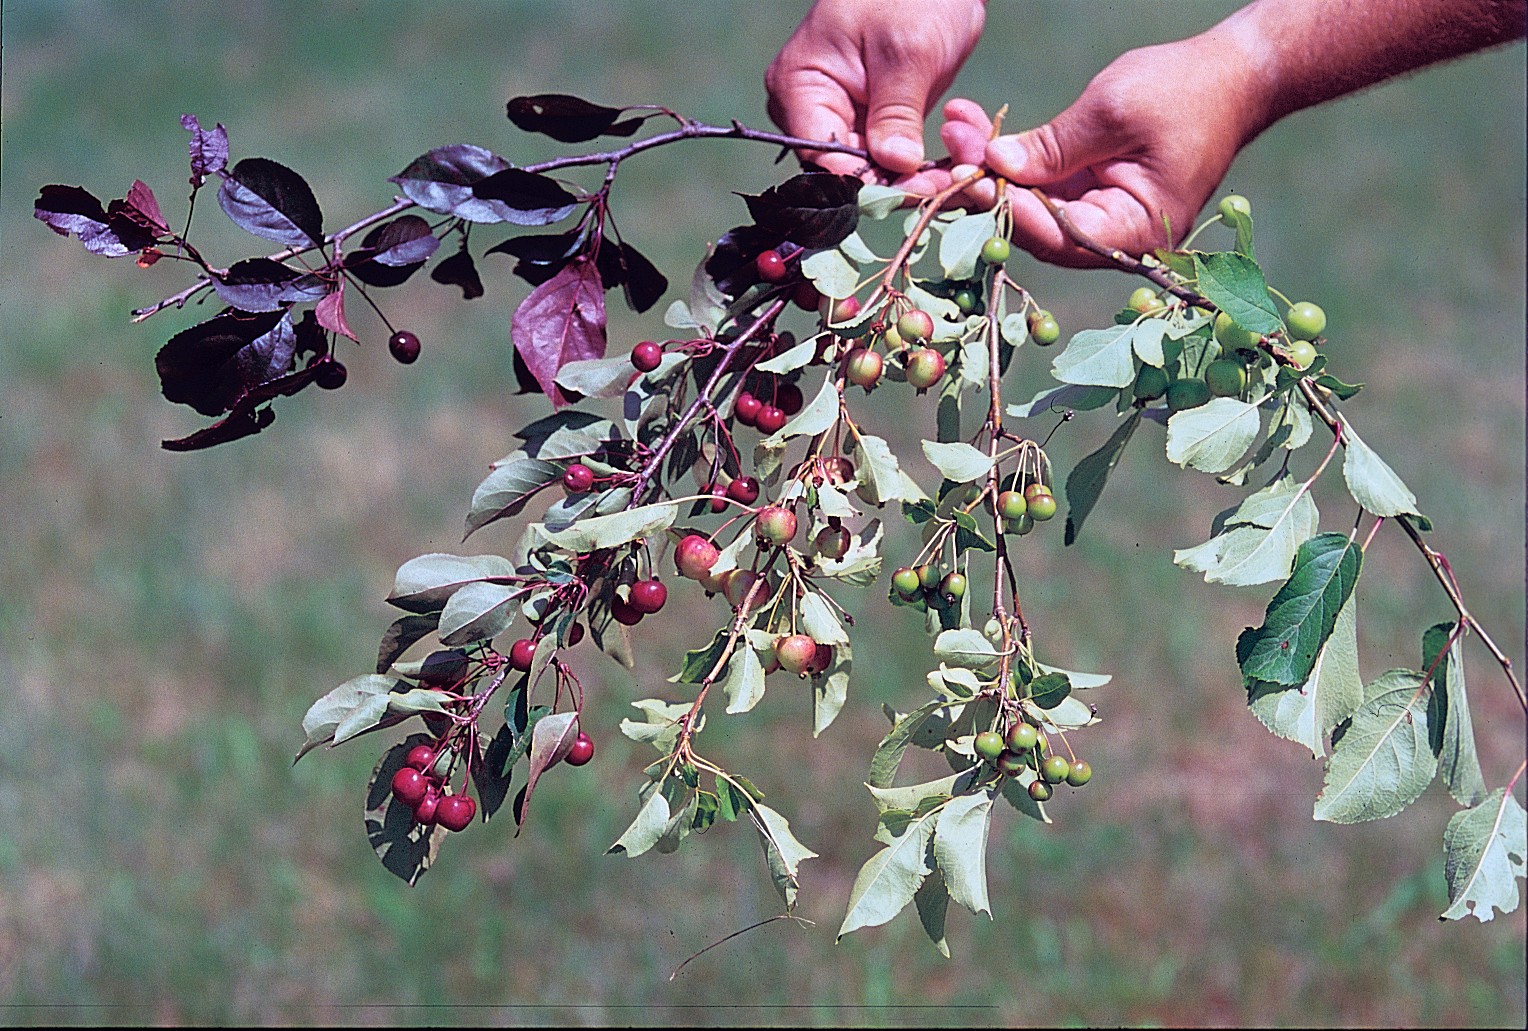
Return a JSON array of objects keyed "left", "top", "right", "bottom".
[{"left": 767, "top": 0, "right": 1526, "bottom": 267}]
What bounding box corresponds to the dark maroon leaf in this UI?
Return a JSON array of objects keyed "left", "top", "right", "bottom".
[
  {"left": 511, "top": 256, "right": 607, "bottom": 407},
  {"left": 376, "top": 613, "right": 442, "bottom": 675},
  {"left": 212, "top": 258, "right": 328, "bottom": 311},
  {"left": 162, "top": 406, "right": 276, "bottom": 451},
  {"left": 511, "top": 347, "right": 543, "bottom": 395},
  {"left": 390, "top": 144, "right": 523, "bottom": 223},
  {"left": 181, "top": 114, "right": 228, "bottom": 187},
  {"left": 35, "top": 184, "right": 141, "bottom": 257},
  {"left": 365, "top": 735, "right": 445, "bottom": 885},
  {"left": 705, "top": 223, "right": 785, "bottom": 296},
  {"left": 114, "top": 180, "right": 171, "bottom": 236},
  {"left": 617, "top": 241, "right": 668, "bottom": 313},
  {"left": 156, "top": 308, "right": 294, "bottom": 416},
  {"left": 594, "top": 237, "right": 626, "bottom": 290},
  {"left": 741, "top": 172, "right": 860, "bottom": 249},
  {"left": 471, "top": 169, "right": 580, "bottom": 226},
  {"left": 487, "top": 229, "right": 586, "bottom": 264},
  {"left": 505, "top": 93, "right": 648, "bottom": 143},
  {"left": 430, "top": 247, "right": 484, "bottom": 299},
  {"left": 218, "top": 157, "right": 324, "bottom": 247},
  {"left": 344, "top": 215, "right": 439, "bottom": 287},
  {"left": 471, "top": 722, "right": 516, "bottom": 821}
]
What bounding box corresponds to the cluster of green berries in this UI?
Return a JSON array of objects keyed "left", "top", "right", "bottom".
[
  {"left": 889, "top": 563, "right": 969, "bottom": 611},
  {"left": 996, "top": 481, "right": 1057, "bottom": 535},
  {"left": 973, "top": 721, "right": 1093, "bottom": 801}
]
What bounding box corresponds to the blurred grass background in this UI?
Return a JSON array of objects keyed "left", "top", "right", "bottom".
[{"left": 1, "top": 1, "right": 1523, "bottom": 1025}]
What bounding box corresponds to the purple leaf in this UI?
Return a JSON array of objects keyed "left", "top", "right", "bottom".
[
  {"left": 182, "top": 114, "right": 228, "bottom": 187},
  {"left": 510, "top": 256, "right": 607, "bottom": 407},
  {"left": 212, "top": 258, "right": 328, "bottom": 311},
  {"left": 505, "top": 93, "right": 650, "bottom": 143},
  {"left": 116, "top": 180, "right": 170, "bottom": 235},
  {"left": 741, "top": 172, "right": 860, "bottom": 249},
  {"left": 315, "top": 286, "right": 357, "bottom": 341},
  {"left": 389, "top": 144, "right": 522, "bottom": 224},
  {"left": 155, "top": 308, "right": 296, "bottom": 416},
  {"left": 470, "top": 168, "right": 580, "bottom": 226},
  {"left": 217, "top": 157, "right": 324, "bottom": 247},
  {"left": 34, "top": 184, "right": 144, "bottom": 257},
  {"left": 343, "top": 215, "right": 439, "bottom": 287},
  {"left": 514, "top": 711, "right": 579, "bottom": 831},
  {"left": 705, "top": 223, "right": 785, "bottom": 297},
  {"left": 430, "top": 247, "right": 484, "bottom": 299},
  {"left": 616, "top": 241, "right": 667, "bottom": 313}
]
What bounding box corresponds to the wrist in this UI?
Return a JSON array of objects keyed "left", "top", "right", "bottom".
[{"left": 1191, "top": 5, "right": 1283, "bottom": 147}]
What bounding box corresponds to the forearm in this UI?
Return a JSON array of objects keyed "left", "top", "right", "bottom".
[{"left": 1214, "top": 0, "right": 1526, "bottom": 141}]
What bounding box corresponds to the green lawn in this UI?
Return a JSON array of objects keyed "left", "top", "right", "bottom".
[{"left": 2, "top": 1, "right": 1522, "bottom": 1025}]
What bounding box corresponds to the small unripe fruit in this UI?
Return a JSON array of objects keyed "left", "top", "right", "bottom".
[
  {"left": 436, "top": 794, "right": 476, "bottom": 832},
  {"left": 1218, "top": 194, "right": 1251, "bottom": 220},
  {"left": 843, "top": 348, "right": 883, "bottom": 390},
  {"left": 974, "top": 731, "right": 1006, "bottom": 763},
  {"left": 562, "top": 462, "right": 594, "bottom": 493},
  {"left": 997, "top": 490, "right": 1027, "bottom": 521},
  {"left": 1005, "top": 721, "right": 1039, "bottom": 752},
  {"left": 756, "top": 505, "right": 798, "bottom": 546},
  {"left": 1023, "top": 482, "right": 1049, "bottom": 503},
  {"left": 1133, "top": 364, "right": 1170, "bottom": 401},
  {"left": 917, "top": 564, "right": 941, "bottom": 590},
  {"left": 892, "top": 566, "right": 922, "bottom": 598},
  {"left": 1286, "top": 338, "right": 1318, "bottom": 369},
  {"left": 1166, "top": 378, "right": 1211, "bottom": 412},
  {"left": 675, "top": 534, "right": 720, "bottom": 580},
  {"left": 815, "top": 525, "right": 852, "bottom": 560},
  {"left": 980, "top": 236, "right": 1011, "bottom": 264},
  {"left": 404, "top": 745, "right": 436, "bottom": 771},
  {"left": 1009, "top": 511, "right": 1035, "bottom": 535},
  {"left": 1066, "top": 759, "right": 1093, "bottom": 787},
  {"left": 897, "top": 309, "right": 935, "bottom": 344},
  {"left": 631, "top": 340, "right": 663, "bottom": 372},
  {"left": 940, "top": 571, "right": 967, "bottom": 602},
  {"left": 722, "top": 568, "right": 763, "bottom": 610},
  {"left": 389, "top": 330, "right": 421, "bottom": 364},
  {"left": 823, "top": 295, "right": 861, "bottom": 324},
  {"left": 904, "top": 348, "right": 946, "bottom": 390},
  {"left": 882, "top": 323, "right": 905, "bottom": 350},
  {"left": 392, "top": 767, "right": 430, "bottom": 806},
  {"left": 953, "top": 289, "right": 979, "bottom": 314},
  {"left": 1041, "top": 754, "right": 1072, "bottom": 784},
  {"left": 727, "top": 476, "right": 760, "bottom": 505},
  {"left": 734, "top": 392, "right": 762, "bottom": 426},
  {"left": 509, "top": 638, "right": 537, "bottom": 672},
  {"left": 1028, "top": 310, "right": 1060, "bottom": 346},
  {"left": 755, "top": 405, "right": 787, "bottom": 434},
  {"left": 1027, "top": 492, "right": 1057, "bottom": 522},
  {"left": 1205, "top": 358, "right": 1248, "bottom": 397},
  {"left": 756, "top": 249, "right": 789, "bottom": 283},
  {"left": 1286, "top": 301, "right": 1326, "bottom": 341},
  {"left": 629, "top": 579, "right": 668, "bottom": 615},
  {"left": 1028, "top": 779, "right": 1053, "bottom": 802},
  {"left": 1127, "top": 287, "right": 1158, "bottom": 313},
  {"left": 775, "top": 633, "right": 820, "bottom": 675},
  {"left": 565, "top": 731, "right": 595, "bottom": 766},
  {"left": 996, "top": 750, "right": 1029, "bottom": 776},
  {"left": 1213, "top": 311, "right": 1261, "bottom": 352}
]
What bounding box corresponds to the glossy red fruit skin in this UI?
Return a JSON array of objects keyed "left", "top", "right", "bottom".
[
  {"left": 700, "top": 483, "right": 728, "bottom": 513},
  {"left": 629, "top": 579, "right": 668, "bottom": 615},
  {"left": 734, "top": 392, "right": 762, "bottom": 426},
  {"left": 565, "top": 622, "right": 585, "bottom": 646},
  {"left": 755, "top": 405, "right": 787, "bottom": 434},
  {"left": 392, "top": 767, "right": 430, "bottom": 806},
  {"left": 413, "top": 790, "right": 440, "bottom": 825},
  {"left": 774, "top": 383, "right": 804, "bottom": 416},
  {"left": 793, "top": 281, "right": 822, "bottom": 312},
  {"left": 727, "top": 476, "right": 760, "bottom": 505},
  {"left": 436, "top": 794, "right": 476, "bottom": 832},
  {"left": 509, "top": 638, "right": 537, "bottom": 672},
  {"left": 824, "top": 295, "right": 861, "bottom": 323},
  {"left": 756, "top": 249, "right": 789, "bottom": 283},
  {"left": 562, "top": 463, "right": 595, "bottom": 493},
  {"left": 314, "top": 360, "right": 348, "bottom": 390},
  {"left": 389, "top": 330, "right": 421, "bottom": 364},
  {"left": 810, "top": 643, "right": 834, "bottom": 675},
  {"left": 611, "top": 596, "right": 643, "bottom": 625},
  {"left": 404, "top": 745, "right": 436, "bottom": 771},
  {"left": 631, "top": 341, "right": 663, "bottom": 372},
  {"left": 566, "top": 732, "right": 595, "bottom": 766},
  {"left": 676, "top": 534, "right": 720, "bottom": 580}
]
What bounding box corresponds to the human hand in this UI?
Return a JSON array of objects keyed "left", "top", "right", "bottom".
[
  {"left": 765, "top": 0, "right": 986, "bottom": 191},
  {"left": 938, "top": 32, "right": 1262, "bottom": 267}
]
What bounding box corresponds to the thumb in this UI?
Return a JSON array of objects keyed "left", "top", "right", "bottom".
[
  {"left": 861, "top": 69, "right": 934, "bottom": 174},
  {"left": 985, "top": 103, "right": 1117, "bottom": 186}
]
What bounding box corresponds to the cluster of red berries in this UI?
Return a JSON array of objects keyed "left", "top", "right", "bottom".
[
  {"left": 611, "top": 578, "right": 668, "bottom": 626},
  {"left": 972, "top": 722, "right": 1093, "bottom": 801},
  {"left": 698, "top": 474, "right": 760, "bottom": 513},
  {"left": 390, "top": 745, "right": 477, "bottom": 830},
  {"left": 734, "top": 374, "right": 803, "bottom": 436}
]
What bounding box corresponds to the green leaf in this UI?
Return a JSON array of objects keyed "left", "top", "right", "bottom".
[
  {"left": 539, "top": 501, "right": 678, "bottom": 552},
  {"left": 1007, "top": 383, "right": 1120, "bottom": 419},
  {"left": 554, "top": 355, "right": 636, "bottom": 398},
  {"left": 607, "top": 786, "right": 672, "bottom": 858},
  {"left": 437, "top": 580, "right": 519, "bottom": 647},
  {"left": 754, "top": 337, "right": 820, "bottom": 375},
  {"left": 1165, "top": 397, "right": 1261, "bottom": 474},
  {"left": 1314, "top": 669, "right": 1436, "bottom": 823},
  {"left": 618, "top": 698, "right": 695, "bottom": 753},
  {"left": 1338, "top": 415, "right": 1419, "bottom": 518},
  {"left": 933, "top": 628, "right": 999, "bottom": 670},
  {"left": 1314, "top": 373, "right": 1363, "bottom": 400},
  {"left": 1441, "top": 788, "right": 1527, "bottom": 922},
  {"left": 764, "top": 374, "right": 838, "bottom": 445},
  {"left": 1131, "top": 318, "right": 1169, "bottom": 366},
  {"left": 837, "top": 812, "right": 938, "bottom": 941},
  {"left": 857, "top": 183, "right": 907, "bottom": 219},
  {"left": 364, "top": 734, "right": 445, "bottom": 885},
  {"left": 721, "top": 645, "right": 766, "bottom": 714},
  {"left": 1237, "top": 533, "right": 1362, "bottom": 686},
  {"left": 813, "top": 640, "right": 852, "bottom": 736},
  {"left": 1173, "top": 476, "right": 1319, "bottom": 586},
  {"left": 670, "top": 627, "right": 730, "bottom": 686},
  {"left": 938, "top": 210, "right": 996, "bottom": 280},
  {"left": 854, "top": 434, "right": 904, "bottom": 506},
  {"left": 752, "top": 803, "right": 818, "bottom": 911},
  {"left": 1063, "top": 411, "right": 1140, "bottom": 546},
  {"left": 800, "top": 591, "right": 850, "bottom": 646},
  {"left": 297, "top": 674, "right": 404, "bottom": 759},
  {"left": 1027, "top": 672, "right": 1072, "bottom": 709},
  {"left": 867, "top": 699, "right": 949, "bottom": 789},
  {"left": 1423, "top": 622, "right": 1488, "bottom": 806},
  {"left": 375, "top": 613, "right": 440, "bottom": 674},
  {"left": 387, "top": 553, "right": 515, "bottom": 613},
  {"left": 921, "top": 440, "right": 993, "bottom": 483},
  {"left": 517, "top": 710, "right": 580, "bottom": 829},
  {"left": 802, "top": 247, "right": 860, "bottom": 299},
  {"left": 913, "top": 873, "right": 952, "bottom": 958},
  {"left": 1050, "top": 324, "right": 1137, "bottom": 388},
  {"left": 465, "top": 455, "right": 563, "bottom": 538},
  {"left": 1247, "top": 595, "right": 1362, "bottom": 758},
  {"left": 933, "top": 791, "right": 994, "bottom": 917},
  {"left": 1193, "top": 252, "right": 1280, "bottom": 334}
]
